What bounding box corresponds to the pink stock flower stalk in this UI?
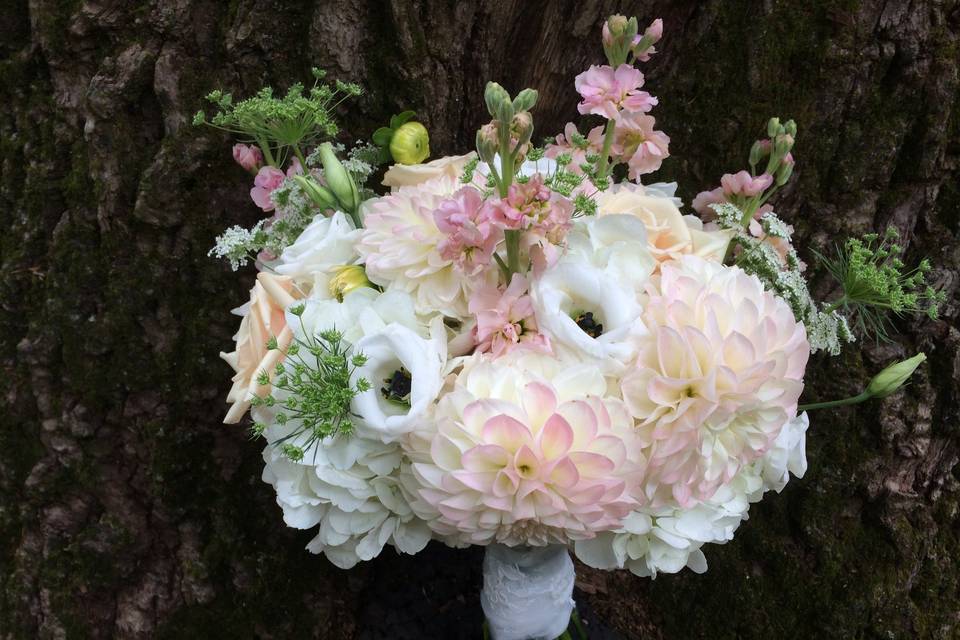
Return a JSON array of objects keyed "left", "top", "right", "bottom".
[
  {"left": 612, "top": 112, "right": 670, "bottom": 179},
  {"left": 233, "top": 143, "right": 263, "bottom": 172},
  {"left": 575, "top": 64, "right": 658, "bottom": 120},
  {"left": 632, "top": 18, "right": 663, "bottom": 62},
  {"left": 433, "top": 187, "right": 502, "bottom": 276},
  {"left": 470, "top": 274, "right": 550, "bottom": 358}
]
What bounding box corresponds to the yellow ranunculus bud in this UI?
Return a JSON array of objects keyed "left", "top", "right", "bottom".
[
  {"left": 390, "top": 122, "right": 430, "bottom": 165},
  {"left": 328, "top": 265, "right": 373, "bottom": 302},
  {"left": 867, "top": 353, "right": 926, "bottom": 399}
]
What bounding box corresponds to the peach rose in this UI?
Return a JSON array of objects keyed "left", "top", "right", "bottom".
[
  {"left": 221, "top": 272, "right": 301, "bottom": 423},
  {"left": 382, "top": 152, "right": 476, "bottom": 190},
  {"left": 596, "top": 184, "right": 731, "bottom": 266}
]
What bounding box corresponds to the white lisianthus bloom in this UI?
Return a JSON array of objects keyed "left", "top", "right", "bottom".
[
  {"left": 260, "top": 417, "right": 431, "bottom": 570},
  {"left": 574, "top": 412, "right": 809, "bottom": 577},
  {"left": 351, "top": 318, "right": 447, "bottom": 443},
  {"left": 531, "top": 214, "right": 654, "bottom": 369},
  {"left": 275, "top": 211, "right": 362, "bottom": 278}
]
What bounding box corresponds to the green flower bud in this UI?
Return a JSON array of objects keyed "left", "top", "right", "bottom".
[
  {"left": 784, "top": 119, "right": 797, "bottom": 137},
  {"left": 389, "top": 121, "right": 430, "bottom": 165},
  {"left": 867, "top": 353, "right": 926, "bottom": 399},
  {"left": 293, "top": 175, "right": 338, "bottom": 210},
  {"left": 476, "top": 121, "right": 499, "bottom": 163},
  {"left": 776, "top": 159, "right": 794, "bottom": 186},
  {"left": 511, "top": 111, "right": 534, "bottom": 149},
  {"left": 749, "top": 140, "right": 766, "bottom": 167},
  {"left": 484, "top": 82, "right": 511, "bottom": 118},
  {"left": 767, "top": 117, "right": 781, "bottom": 138},
  {"left": 317, "top": 142, "right": 357, "bottom": 212},
  {"left": 512, "top": 88, "right": 539, "bottom": 113}
]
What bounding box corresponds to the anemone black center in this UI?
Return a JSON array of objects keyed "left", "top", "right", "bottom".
[
  {"left": 382, "top": 367, "right": 412, "bottom": 402},
  {"left": 575, "top": 311, "right": 603, "bottom": 338}
]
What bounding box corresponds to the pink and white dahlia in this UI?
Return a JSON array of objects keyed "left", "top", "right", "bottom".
[
  {"left": 357, "top": 175, "right": 493, "bottom": 318},
  {"left": 404, "top": 353, "right": 644, "bottom": 547},
  {"left": 575, "top": 64, "right": 658, "bottom": 120},
  {"left": 621, "top": 255, "right": 809, "bottom": 507}
]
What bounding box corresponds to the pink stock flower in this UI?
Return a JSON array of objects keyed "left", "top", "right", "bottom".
[
  {"left": 433, "top": 187, "right": 501, "bottom": 276},
  {"left": 692, "top": 171, "right": 774, "bottom": 217},
  {"left": 484, "top": 175, "right": 573, "bottom": 244},
  {"left": 249, "top": 160, "right": 303, "bottom": 212},
  {"left": 233, "top": 143, "right": 263, "bottom": 172},
  {"left": 405, "top": 354, "right": 645, "bottom": 546},
  {"left": 720, "top": 171, "right": 773, "bottom": 197},
  {"left": 575, "top": 64, "right": 658, "bottom": 120},
  {"left": 620, "top": 256, "right": 809, "bottom": 508},
  {"left": 544, "top": 123, "right": 605, "bottom": 175},
  {"left": 470, "top": 274, "right": 550, "bottom": 358},
  {"left": 612, "top": 112, "right": 670, "bottom": 179}
]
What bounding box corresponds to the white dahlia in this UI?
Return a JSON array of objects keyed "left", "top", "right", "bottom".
[
  {"left": 403, "top": 352, "right": 644, "bottom": 547},
  {"left": 357, "top": 174, "right": 494, "bottom": 318},
  {"left": 621, "top": 255, "right": 809, "bottom": 507},
  {"left": 575, "top": 412, "right": 809, "bottom": 577}
]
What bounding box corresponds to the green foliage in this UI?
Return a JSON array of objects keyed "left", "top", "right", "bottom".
[
  {"left": 193, "top": 68, "right": 362, "bottom": 167},
  {"left": 252, "top": 313, "right": 369, "bottom": 462},
  {"left": 816, "top": 226, "right": 944, "bottom": 341}
]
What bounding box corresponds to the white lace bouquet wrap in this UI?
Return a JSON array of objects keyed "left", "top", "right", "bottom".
[{"left": 481, "top": 544, "right": 575, "bottom": 640}]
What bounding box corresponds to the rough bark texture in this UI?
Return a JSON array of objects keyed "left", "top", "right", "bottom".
[{"left": 2, "top": 1, "right": 959, "bottom": 638}]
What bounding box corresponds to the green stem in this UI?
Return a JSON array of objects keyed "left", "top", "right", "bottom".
[
  {"left": 256, "top": 136, "right": 277, "bottom": 167},
  {"left": 493, "top": 252, "right": 511, "bottom": 280},
  {"left": 504, "top": 229, "right": 521, "bottom": 277},
  {"left": 595, "top": 118, "right": 617, "bottom": 179},
  {"left": 293, "top": 144, "right": 308, "bottom": 169},
  {"left": 571, "top": 610, "right": 587, "bottom": 639},
  {"left": 798, "top": 390, "right": 872, "bottom": 412}
]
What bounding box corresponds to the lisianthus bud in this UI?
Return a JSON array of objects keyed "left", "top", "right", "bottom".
[
  {"left": 484, "top": 82, "right": 512, "bottom": 118},
  {"left": 328, "top": 265, "right": 373, "bottom": 301},
  {"left": 867, "top": 353, "right": 926, "bottom": 398},
  {"left": 390, "top": 121, "right": 430, "bottom": 165},
  {"left": 293, "top": 175, "right": 338, "bottom": 210},
  {"left": 317, "top": 142, "right": 357, "bottom": 212}
]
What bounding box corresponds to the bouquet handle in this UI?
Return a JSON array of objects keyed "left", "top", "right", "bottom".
[{"left": 480, "top": 544, "right": 575, "bottom": 640}]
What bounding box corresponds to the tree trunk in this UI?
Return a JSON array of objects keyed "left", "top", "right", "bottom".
[{"left": 2, "top": 1, "right": 958, "bottom": 638}]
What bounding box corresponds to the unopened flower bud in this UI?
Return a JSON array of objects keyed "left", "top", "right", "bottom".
[
  {"left": 767, "top": 117, "right": 781, "bottom": 138},
  {"left": 390, "top": 121, "right": 430, "bottom": 165},
  {"left": 476, "top": 121, "right": 499, "bottom": 162},
  {"left": 774, "top": 133, "right": 794, "bottom": 157},
  {"left": 328, "top": 265, "right": 373, "bottom": 302},
  {"left": 775, "top": 159, "right": 794, "bottom": 186},
  {"left": 749, "top": 140, "right": 767, "bottom": 167},
  {"left": 293, "top": 175, "right": 338, "bottom": 210},
  {"left": 233, "top": 143, "right": 263, "bottom": 173},
  {"left": 644, "top": 18, "right": 663, "bottom": 44},
  {"left": 317, "top": 142, "right": 357, "bottom": 212},
  {"left": 606, "top": 14, "right": 630, "bottom": 38},
  {"left": 867, "top": 353, "right": 926, "bottom": 398},
  {"left": 510, "top": 111, "right": 534, "bottom": 149},
  {"left": 484, "top": 82, "right": 512, "bottom": 118},
  {"left": 784, "top": 119, "right": 797, "bottom": 137},
  {"left": 512, "top": 88, "right": 538, "bottom": 113}
]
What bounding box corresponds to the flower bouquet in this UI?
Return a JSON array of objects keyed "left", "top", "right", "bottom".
[{"left": 200, "top": 13, "right": 941, "bottom": 640}]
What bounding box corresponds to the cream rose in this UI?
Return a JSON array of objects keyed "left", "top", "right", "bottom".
[
  {"left": 382, "top": 152, "right": 477, "bottom": 190},
  {"left": 221, "top": 273, "right": 302, "bottom": 423},
  {"left": 596, "top": 183, "right": 731, "bottom": 265}
]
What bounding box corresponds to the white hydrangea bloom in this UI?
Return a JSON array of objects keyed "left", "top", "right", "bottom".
[{"left": 575, "top": 412, "right": 809, "bottom": 577}]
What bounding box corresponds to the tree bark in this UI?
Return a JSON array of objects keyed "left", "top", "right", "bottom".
[{"left": 1, "top": 1, "right": 958, "bottom": 638}]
